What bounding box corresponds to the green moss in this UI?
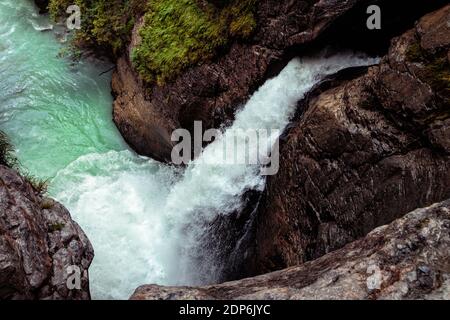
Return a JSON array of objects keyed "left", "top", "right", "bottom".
[
  {"left": 405, "top": 43, "right": 423, "bottom": 62},
  {"left": 0, "top": 133, "right": 52, "bottom": 195},
  {"left": 132, "top": 0, "right": 222, "bottom": 84},
  {"left": 49, "top": 222, "right": 65, "bottom": 232},
  {"left": 406, "top": 42, "right": 450, "bottom": 94},
  {"left": 48, "top": 0, "right": 73, "bottom": 20},
  {"left": 229, "top": 12, "right": 256, "bottom": 38},
  {"left": 222, "top": 0, "right": 257, "bottom": 38},
  {"left": 49, "top": 0, "right": 257, "bottom": 84},
  {"left": 131, "top": 0, "right": 257, "bottom": 84},
  {"left": 41, "top": 198, "right": 55, "bottom": 210},
  {"left": 425, "top": 56, "right": 450, "bottom": 93},
  {"left": 49, "top": 0, "right": 147, "bottom": 56},
  {"left": 57, "top": 43, "right": 82, "bottom": 61},
  {"left": 0, "top": 132, "right": 52, "bottom": 195}
]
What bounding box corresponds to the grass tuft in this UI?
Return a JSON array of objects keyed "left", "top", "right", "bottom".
[
  {"left": 0, "top": 131, "right": 18, "bottom": 168},
  {"left": 0, "top": 131, "right": 49, "bottom": 196},
  {"left": 24, "top": 174, "right": 49, "bottom": 196}
]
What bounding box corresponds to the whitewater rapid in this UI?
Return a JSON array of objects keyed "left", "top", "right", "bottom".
[
  {"left": 51, "top": 53, "right": 378, "bottom": 298},
  {"left": 1, "top": 0, "right": 378, "bottom": 300}
]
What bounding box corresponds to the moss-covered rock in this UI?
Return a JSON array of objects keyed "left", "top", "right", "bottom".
[
  {"left": 131, "top": 0, "right": 256, "bottom": 84},
  {"left": 0, "top": 131, "right": 16, "bottom": 168},
  {"left": 49, "top": 0, "right": 147, "bottom": 55},
  {"left": 407, "top": 43, "right": 450, "bottom": 95},
  {"left": 48, "top": 0, "right": 256, "bottom": 83}
]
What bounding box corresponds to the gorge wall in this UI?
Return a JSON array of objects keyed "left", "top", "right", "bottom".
[
  {"left": 131, "top": 200, "right": 450, "bottom": 300},
  {"left": 0, "top": 165, "right": 93, "bottom": 299},
  {"left": 249, "top": 4, "right": 450, "bottom": 275},
  {"left": 123, "top": 3, "right": 450, "bottom": 293},
  {"left": 111, "top": 0, "right": 449, "bottom": 162},
  {"left": 27, "top": 0, "right": 450, "bottom": 299}
]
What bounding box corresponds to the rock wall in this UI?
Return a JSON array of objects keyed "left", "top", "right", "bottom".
[
  {"left": 30, "top": 0, "right": 450, "bottom": 299},
  {"left": 131, "top": 200, "right": 450, "bottom": 300},
  {"left": 0, "top": 165, "right": 93, "bottom": 300},
  {"left": 250, "top": 5, "right": 450, "bottom": 275},
  {"left": 112, "top": 0, "right": 448, "bottom": 162}
]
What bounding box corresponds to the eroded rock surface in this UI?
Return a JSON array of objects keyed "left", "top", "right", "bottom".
[
  {"left": 0, "top": 165, "right": 93, "bottom": 300},
  {"left": 112, "top": 0, "right": 448, "bottom": 162},
  {"left": 131, "top": 200, "right": 450, "bottom": 300},
  {"left": 251, "top": 5, "right": 450, "bottom": 274}
]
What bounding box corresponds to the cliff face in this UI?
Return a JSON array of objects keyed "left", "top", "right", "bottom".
[
  {"left": 131, "top": 200, "right": 450, "bottom": 300},
  {"left": 250, "top": 5, "right": 450, "bottom": 275},
  {"left": 112, "top": 0, "right": 448, "bottom": 162},
  {"left": 127, "top": 3, "right": 449, "bottom": 298},
  {"left": 32, "top": 0, "right": 449, "bottom": 299},
  {"left": 0, "top": 165, "right": 93, "bottom": 300}
]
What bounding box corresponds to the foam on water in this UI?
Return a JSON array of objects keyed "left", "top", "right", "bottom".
[
  {"left": 52, "top": 53, "right": 378, "bottom": 297},
  {"left": 158, "top": 53, "right": 379, "bottom": 285},
  {"left": 51, "top": 150, "right": 181, "bottom": 299},
  {"left": 1, "top": 0, "right": 379, "bottom": 299}
]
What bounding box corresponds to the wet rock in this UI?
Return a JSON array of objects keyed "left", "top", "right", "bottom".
[
  {"left": 131, "top": 200, "right": 450, "bottom": 300},
  {"left": 112, "top": 0, "right": 448, "bottom": 162},
  {"left": 250, "top": 5, "right": 450, "bottom": 274},
  {"left": 0, "top": 165, "right": 94, "bottom": 300}
]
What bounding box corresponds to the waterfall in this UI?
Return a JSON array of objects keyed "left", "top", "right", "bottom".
[
  {"left": 158, "top": 53, "right": 380, "bottom": 285},
  {"left": 1, "top": 0, "right": 379, "bottom": 300},
  {"left": 52, "top": 52, "right": 378, "bottom": 298}
]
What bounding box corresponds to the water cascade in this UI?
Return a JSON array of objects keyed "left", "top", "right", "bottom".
[{"left": 0, "top": 0, "right": 378, "bottom": 299}]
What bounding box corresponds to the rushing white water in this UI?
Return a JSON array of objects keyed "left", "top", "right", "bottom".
[
  {"left": 1, "top": 0, "right": 380, "bottom": 301},
  {"left": 51, "top": 53, "right": 378, "bottom": 298}
]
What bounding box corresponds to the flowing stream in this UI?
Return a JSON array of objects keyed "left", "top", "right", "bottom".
[{"left": 0, "top": 0, "right": 378, "bottom": 299}]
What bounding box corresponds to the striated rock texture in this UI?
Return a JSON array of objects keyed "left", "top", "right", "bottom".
[
  {"left": 0, "top": 165, "right": 94, "bottom": 300},
  {"left": 112, "top": 0, "right": 448, "bottom": 162},
  {"left": 250, "top": 5, "right": 450, "bottom": 275},
  {"left": 131, "top": 200, "right": 450, "bottom": 300}
]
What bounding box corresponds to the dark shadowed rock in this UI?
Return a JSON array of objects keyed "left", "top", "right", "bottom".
[
  {"left": 0, "top": 165, "right": 93, "bottom": 300},
  {"left": 250, "top": 5, "right": 450, "bottom": 275},
  {"left": 112, "top": 0, "right": 448, "bottom": 162},
  {"left": 131, "top": 200, "right": 450, "bottom": 300},
  {"left": 33, "top": 0, "right": 48, "bottom": 14}
]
